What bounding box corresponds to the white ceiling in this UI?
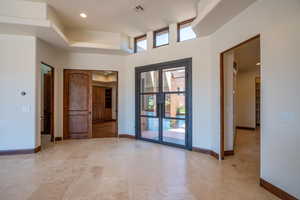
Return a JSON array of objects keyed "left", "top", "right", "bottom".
[
  {"left": 29, "top": 0, "right": 199, "bottom": 37},
  {"left": 234, "top": 37, "right": 260, "bottom": 72}
]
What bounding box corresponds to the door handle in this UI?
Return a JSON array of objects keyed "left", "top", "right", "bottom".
[
  {"left": 156, "top": 94, "right": 165, "bottom": 118},
  {"left": 157, "top": 94, "right": 164, "bottom": 104}
]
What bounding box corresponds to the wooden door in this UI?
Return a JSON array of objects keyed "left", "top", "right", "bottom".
[
  {"left": 92, "top": 86, "right": 105, "bottom": 123},
  {"left": 43, "top": 73, "right": 52, "bottom": 135},
  {"left": 64, "top": 70, "right": 92, "bottom": 139}
]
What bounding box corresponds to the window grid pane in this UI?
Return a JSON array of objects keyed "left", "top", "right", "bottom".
[
  {"left": 162, "top": 119, "right": 185, "bottom": 145},
  {"left": 141, "top": 117, "right": 159, "bottom": 140},
  {"left": 154, "top": 28, "right": 169, "bottom": 47},
  {"left": 178, "top": 21, "right": 196, "bottom": 42},
  {"left": 163, "top": 67, "right": 186, "bottom": 92},
  {"left": 140, "top": 94, "right": 157, "bottom": 116},
  {"left": 135, "top": 35, "right": 147, "bottom": 53},
  {"left": 165, "top": 93, "right": 185, "bottom": 119},
  {"left": 140, "top": 71, "right": 159, "bottom": 93}
]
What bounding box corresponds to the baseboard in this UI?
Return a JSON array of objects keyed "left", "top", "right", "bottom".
[
  {"left": 224, "top": 150, "right": 234, "bottom": 156},
  {"left": 93, "top": 120, "right": 116, "bottom": 124},
  {"left": 51, "top": 137, "right": 62, "bottom": 142},
  {"left": 54, "top": 137, "right": 62, "bottom": 141},
  {"left": 0, "top": 146, "right": 41, "bottom": 156},
  {"left": 192, "top": 147, "right": 219, "bottom": 160},
  {"left": 236, "top": 126, "right": 256, "bottom": 130},
  {"left": 260, "top": 178, "right": 297, "bottom": 200},
  {"left": 118, "top": 134, "right": 136, "bottom": 139}
]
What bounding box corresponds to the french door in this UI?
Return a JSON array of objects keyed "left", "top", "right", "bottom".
[{"left": 135, "top": 58, "right": 192, "bottom": 150}]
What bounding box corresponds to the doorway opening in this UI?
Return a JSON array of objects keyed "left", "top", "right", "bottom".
[
  {"left": 63, "top": 70, "right": 118, "bottom": 139},
  {"left": 220, "top": 35, "right": 261, "bottom": 160},
  {"left": 135, "top": 58, "right": 192, "bottom": 150},
  {"left": 92, "top": 71, "right": 118, "bottom": 138},
  {"left": 40, "top": 62, "right": 54, "bottom": 147}
]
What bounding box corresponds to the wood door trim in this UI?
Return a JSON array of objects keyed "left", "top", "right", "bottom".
[
  {"left": 219, "top": 35, "right": 260, "bottom": 160},
  {"left": 41, "top": 62, "right": 55, "bottom": 142},
  {"left": 115, "top": 71, "right": 119, "bottom": 137}
]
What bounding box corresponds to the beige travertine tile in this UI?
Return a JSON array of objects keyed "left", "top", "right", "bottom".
[{"left": 0, "top": 130, "right": 278, "bottom": 200}]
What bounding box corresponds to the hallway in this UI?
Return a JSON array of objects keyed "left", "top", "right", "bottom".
[
  {"left": 233, "top": 128, "right": 260, "bottom": 160},
  {"left": 225, "top": 128, "right": 261, "bottom": 186}
]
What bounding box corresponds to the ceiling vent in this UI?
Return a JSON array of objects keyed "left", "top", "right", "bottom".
[{"left": 134, "top": 5, "right": 144, "bottom": 12}]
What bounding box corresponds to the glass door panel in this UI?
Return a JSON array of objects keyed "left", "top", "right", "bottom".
[
  {"left": 141, "top": 117, "right": 159, "bottom": 140},
  {"left": 139, "top": 70, "right": 160, "bottom": 141},
  {"left": 162, "top": 67, "right": 187, "bottom": 146},
  {"left": 164, "top": 93, "right": 185, "bottom": 119},
  {"left": 140, "top": 70, "right": 159, "bottom": 93},
  {"left": 162, "top": 119, "right": 186, "bottom": 145},
  {"left": 163, "top": 67, "right": 185, "bottom": 92},
  {"left": 140, "top": 94, "right": 157, "bottom": 116}
]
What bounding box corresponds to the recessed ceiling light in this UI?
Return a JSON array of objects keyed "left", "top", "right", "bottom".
[
  {"left": 80, "top": 13, "right": 87, "bottom": 18},
  {"left": 256, "top": 62, "right": 261, "bottom": 66}
]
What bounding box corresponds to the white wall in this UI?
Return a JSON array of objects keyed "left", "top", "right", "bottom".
[
  {"left": 210, "top": 0, "right": 300, "bottom": 197},
  {"left": 236, "top": 68, "right": 260, "bottom": 128},
  {"left": 0, "top": 35, "right": 37, "bottom": 150},
  {"left": 36, "top": 39, "right": 66, "bottom": 145}
]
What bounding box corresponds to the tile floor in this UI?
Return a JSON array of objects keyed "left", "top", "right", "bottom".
[{"left": 0, "top": 129, "right": 278, "bottom": 200}]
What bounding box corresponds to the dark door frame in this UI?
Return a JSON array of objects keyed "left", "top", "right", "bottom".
[
  {"left": 41, "top": 62, "right": 55, "bottom": 142},
  {"left": 63, "top": 69, "right": 119, "bottom": 139},
  {"left": 135, "top": 58, "right": 193, "bottom": 150},
  {"left": 219, "top": 34, "right": 260, "bottom": 160}
]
